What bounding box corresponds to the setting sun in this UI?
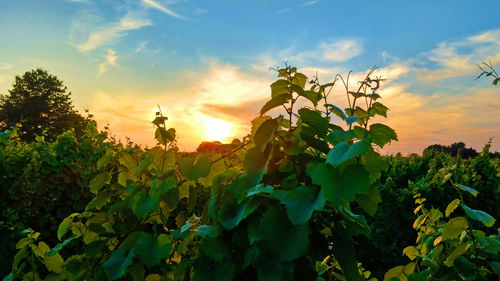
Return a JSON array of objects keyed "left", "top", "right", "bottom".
[{"left": 201, "top": 116, "right": 234, "bottom": 142}]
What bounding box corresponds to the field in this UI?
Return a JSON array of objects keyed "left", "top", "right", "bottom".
[{"left": 1, "top": 67, "right": 499, "bottom": 281}]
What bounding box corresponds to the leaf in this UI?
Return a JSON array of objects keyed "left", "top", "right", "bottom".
[
  {"left": 179, "top": 157, "right": 212, "bottom": 181},
  {"left": 442, "top": 217, "right": 468, "bottom": 241},
  {"left": 293, "top": 72, "right": 308, "bottom": 88},
  {"left": 135, "top": 233, "right": 173, "bottom": 267},
  {"left": 355, "top": 186, "right": 382, "bottom": 216},
  {"left": 259, "top": 205, "right": 310, "bottom": 261},
  {"left": 152, "top": 116, "right": 168, "bottom": 125},
  {"left": 145, "top": 274, "right": 162, "bottom": 281},
  {"left": 260, "top": 94, "right": 292, "bottom": 115},
  {"left": 273, "top": 185, "right": 326, "bottom": 225},
  {"left": 462, "top": 204, "right": 496, "bottom": 227},
  {"left": 254, "top": 118, "right": 279, "bottom": 149},
  {"left": 270, "top": 79, "right": 290, "bottom": 98},
  {"left": 326, "top": 104, "right": 347, "bottom": 120},
  {"left": 369, "top": 102, "right": 389, "bottom": 117},
  {"left": 369, "top": 123, "right": 398, "bottom": 148},
  {"left": 43, "top": 253, "right": 64, "bottom": 273},
  {"left": 128, "top": 191, "right": 159, "bottom": 220},
  {"left": 403, "top": 246, "right": 419, "bottom": 261},
  {"left": 455, "top": 184, "right": 479, "bottom": 197},
  {"left": 345, "top": 116, "right": 360, "bottom": 125},
  {"left": 89, "top": 172, "right": 111, "bottom": 194},
  {"left": 103, "top": 248, "right": 137, "bottom": 281},
  {"left": 445, "top": 199, "right": 460, "bottom": 217},
  {"left": 218, "top": 198, "right": 261, "bottom": 230},
  {"left": 310, "top": 163, "right": 371, "bottom": 208},
  {"left": 57, "top": 213, "right": 78, "bottom": 241},
  {"left": 444, "top": 243, "right": 469, "bottom": 267},
  {"left": 298, "top": 108, "right": 329, "bottom": 137},
  {"left": 326, "top": 140, "right": 370, "bottom": 168}
]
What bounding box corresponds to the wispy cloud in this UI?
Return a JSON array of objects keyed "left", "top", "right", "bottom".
[
  {"left": 320, "top": 40, "right": 362, "bottom": 61},
  {"left": 277, "top": 8, "right": 291, "bottom": 15},
  {"left": 97, "top": 49, "right": 118, "bottom": 76},
  {"left": 72, "top": 14, "right": 151, "bottom": 52},
  {"left": 301, "top": 0, "right": 319, "bottom": 7},
  {"left": 134, "top": 41, "right": 148, "bottom": 53},
  {"left": 416, "top": 29, "right": 500, "bottom": 83},
  {"left": 142, "top": 0, "right": 185, "bottom": 19}
]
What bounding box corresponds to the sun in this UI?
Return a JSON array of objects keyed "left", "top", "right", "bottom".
[{"left": 201, "top": 117, "right": 234, "bottom": 142}]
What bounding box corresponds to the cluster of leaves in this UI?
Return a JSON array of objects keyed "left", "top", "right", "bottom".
[
  {"left": 384, "top": 174, "right": 499, "bottom": 280},
  {"left": 3, "top": 66, "right": 398, "bottom": 281},
  {"left": 359, "top": 143, "right": 500, "bottom": 278},
  {"left": 0, "top": 120, "right": 124, "bottom": 276}
]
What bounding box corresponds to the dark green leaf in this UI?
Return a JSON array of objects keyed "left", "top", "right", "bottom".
[
  {"left": 273, "top": 186, "right": 326, "bottom": 225},
  {"left": 260, "top": 94, "right": 292, "bottom": 115},
  {"left": 326, "top": 140, "right": 370, "bottom": 168},
  {"left": 135, "top": 233, "right": 173, "bottom": 267},
  {"left": 369, "top": 123, "right": 398, "bottom": 148},
  {"left": 103, "top": 248, "right": 136, "bottom": 281},
  {"left": 462, "top": 204, "right": 496, "bottom": 227},
  {"left": 455, "top": 184, "right": 479, "bottom": 197}
]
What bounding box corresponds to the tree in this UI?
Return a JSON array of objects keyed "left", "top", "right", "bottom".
[{"left": 0, "top": 68, "right": 86, "bottom": 141}]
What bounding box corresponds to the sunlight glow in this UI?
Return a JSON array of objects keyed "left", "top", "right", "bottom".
[{"left": 201, "top": 116, "right": 234, "bottom": 142}]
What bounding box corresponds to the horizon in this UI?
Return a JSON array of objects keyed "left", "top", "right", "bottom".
[{"left": 1, "top": 0, "right": 499, "bottom": 154}]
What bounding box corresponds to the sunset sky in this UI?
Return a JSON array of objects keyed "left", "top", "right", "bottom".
[{"left": 0, "top": 0, "right": 499, "bottom": 153}]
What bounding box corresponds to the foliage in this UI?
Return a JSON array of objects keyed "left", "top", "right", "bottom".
[
  {"left": 384, "top": 174, "right": 499, "bottom": 280},
  {"left": 0, "top": 68, "right": 86, "bottom": 141},
  {"left": 0, "top": 120, "right": 124, "bottom": 276},
  {"left": 3, "top": 65, "right": 398, "bottom": 280}
]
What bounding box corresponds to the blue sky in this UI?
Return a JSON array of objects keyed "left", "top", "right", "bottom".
[{"left": 0, "top": 0, "right": 499, "bottom": 153}]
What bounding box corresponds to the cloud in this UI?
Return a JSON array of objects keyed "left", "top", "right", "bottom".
[
  {"left": 97, "top": 49, "right": 118, "bottom": 76},
  {"left": 73, "top": 14, "right": 151, "bottom": 52},
  {"left": 320, "top": 40, "right": 362, "bottom": 62},
  {"left": 134, "top": 41, "right": 148, "bottom": 53},
  {"left": 301, "top": 0, "right": 319, "bottom": 7},
  {"left": 90, "top": 62, "right": 270, "bottom": 149},
  {"left": 277, "top": 8, "right": 291, "bottom": 14},
  {"left": 417, "top": 29, "right": 500, "bottom": 83},
  {"left": 142, "top": 0, "right": 185, "bottom": 19}
]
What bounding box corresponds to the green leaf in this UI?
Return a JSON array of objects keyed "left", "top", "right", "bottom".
[
  {"left": 444, "top": 243, "right": 469, "bottom": 267},
  {"left": 260, "top": 94, "right": 292, "bottom": 115},
  {"left": 355, "top": 185, "right": 382, "bottom": 216},
  {"left": 310, "top": 163, "right": 370, "bottom": 208},
  {"left": 128, "top": 191, "right": 159, "bottom": 220},
  {"left": 455, "top": 184, "right": 479, "bottom": 197},
  {"left": 103, "top": 248, "right": 136, "bottom": 281},
  {"left": 403, "top": 246, "right": 419, "bottom": 261},
  {"left": 298, "top": 108, "right": 329, "bottom": 137},
  {"left": 369, "top": 123, "right": 398, "bottom": 148},
  {"left": 89, "top": 172, "right": 111, "bottom": 194},
  {"left": 273, "top": 185, "right": 326, "bottom": 225},
  {"left": 326, "top": 140, "right": 370, "bottom": 168},
  {"left": 135, "top": 233, "right": 173, "bottom": 267},
  {"left": 179, "top": 157, "right": 212, "bottom": 181},
  {"left": 293, "top": 73, "right": 308, "bottom": 88},
  {"left": 152, "top": 116, "right": 168, "bottom": 125},
  {"left": 196, "top": 225, "right": 219, "bottom": 238},
  {"left": 43, "top": 253, "right": 64, "bottom": 273},
  {"left": 199, "top": 237, "right": 230, "bottom": 262},
  {"left": 259, "top": 205, "right": 310, "bottom": 261},
  {"left": 442, "top": 217, "right": 468, "bottom": 241},
  {"left": 369, "top": 102, "right": 388, "bottom": 117},
  {"left": 270, "top": 79, "right": 290, "bottom": 98},
  {"left": 445, "top": 199, "right": 461, "bottom": 217},
  {"left": 302, "top": 90, "right": 322, "bottom": 106},
  {"left": 462, "top": 204, "right": 496, "bottom": 227},
  {"left": 326, "top": 104, "right": 347, "bottom": 120},
  {"left": 57, "top": 213, "right": 78, "bottom": 241},
  {"left": 218, "top": 198, "right": 261, "bottom": 230},
  {"left": 254, "top": 118, "right": 279, "bottom": 149}
]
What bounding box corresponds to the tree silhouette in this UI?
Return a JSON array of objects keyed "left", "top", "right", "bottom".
[{"left": 0, "top": 68, "right": 86, "bottom": 141}]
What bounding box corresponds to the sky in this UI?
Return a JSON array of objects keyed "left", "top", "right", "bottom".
[{"left": 0, "top": 0, "right": 499, "bottom": 154}]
